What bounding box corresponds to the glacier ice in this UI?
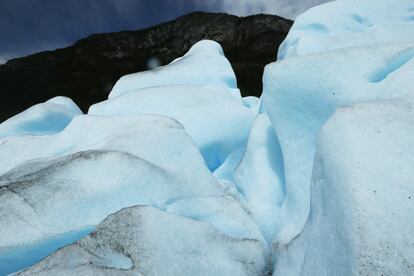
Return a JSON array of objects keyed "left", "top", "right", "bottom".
[
  {"left": 1, "top": 1, "right": 414, "bottom": 274},
  {"left": 0, "top": 96, "right": 82, "bottom": 138},
  {"left": 278, "top": 0, "right": 414, "bottom": 59},
  {"left": 16, "top": 206, "right": 270, "bottom": 276},
  {"left": 262, "top": 42, "right": 414, "bottom": 245},
  {"left": 108, "top": 40, "right": 238, "bottom": 99},
  {"left": 90, "top": 85, "right": 254, "bottom": 171},
  {"left": 274, "top": 96, "right": 414, "bottom": 275}
]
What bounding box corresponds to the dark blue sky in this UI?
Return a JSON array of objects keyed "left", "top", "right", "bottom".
[{"left": 0, "top": 0, "right": 327, "bottom": 63}]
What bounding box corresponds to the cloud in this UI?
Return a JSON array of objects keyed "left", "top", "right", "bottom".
[
  {"left": 200, "top": 0, "right": 332, "bottom": 19},
  {"left": 0, "top": 56, "right": 7, "bottom": 65},
  {"left": 0, "top": 53, "right": 15, "bottom": 65}
]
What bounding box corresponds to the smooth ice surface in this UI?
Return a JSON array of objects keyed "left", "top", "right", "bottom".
[
  {"left": 108, "top": 40, "right": 237, "bottom": 98},
  {"left": 90, "top": 85, "right": 254, "bottom": 171},
  {"left": 0, "top": 227, "right": 94, "bottom": 276},
  {"left": 17, "top": 206, "right": 270, "bottom": 275},
  {"left": 167, "top": 196, "right": 265, "bottom": 243},
  {"left": 0, "top": 97, "right": 82, "bottom": 138},
  {"left": 262, "top": 42, "right": 414, "bottom": 245},
  {"left": 278, "top": 0, "right": 414, "bottom": 59},
  {"left": 275, "top": 97, "right": 414, "bottom": 275},
  {"left": 233, "top": 114, "right": 285, "bottom": 243}
]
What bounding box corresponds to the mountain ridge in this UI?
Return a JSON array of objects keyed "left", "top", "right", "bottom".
[{"left": 0, "top": 11, "right": 292, "bottom": 122}]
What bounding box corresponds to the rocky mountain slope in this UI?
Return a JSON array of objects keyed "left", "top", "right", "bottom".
[{"left": 0, "top": 12, "right": 292, "bottom": 122}]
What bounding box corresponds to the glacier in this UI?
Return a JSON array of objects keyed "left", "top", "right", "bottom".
[
  {"left": 89, "top": 84, "right": 254, "bottom": 171},
  {"left": 1, "top": 0, "right": 414, "bottom": 275}
]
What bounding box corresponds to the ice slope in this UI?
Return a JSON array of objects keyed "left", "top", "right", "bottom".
[
  {"left": 90, "top": 85, "right": 254, "bottom": 171},
  {"left": 233, "top": 114, "right": 285, "bottom": 243},
  {"left": 278, "top": 0, "right": 414, "bottom": 59},
  {"left": 16, "top": 206, "right": 270, "bottom": 276},
  {"left": 275, "top": 97, "right": 414, "bottom": 275},
  {"left": 0, "top": 97, "right": 82, "bottom": 138},
  {"left": 262, "top": 42, "right": 414, "bottom": 245},
  {"left": 108, "top": 40, "right": 238, "bottom": 99},
  {"left": 213, "top": 113, "right": 286, "bottom": 243}
]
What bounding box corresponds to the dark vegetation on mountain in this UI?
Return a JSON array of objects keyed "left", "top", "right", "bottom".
[{"left": 0, "top": 12, "right": 292, "bottom": 122}]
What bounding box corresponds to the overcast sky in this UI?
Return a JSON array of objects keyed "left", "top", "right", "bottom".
[{"left": 0, "top": 0, "right": 330, "bottom": 63}]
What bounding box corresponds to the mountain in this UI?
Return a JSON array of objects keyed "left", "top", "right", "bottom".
[{"left": 0, "top": 12, "right": 292, "bottom": 122}]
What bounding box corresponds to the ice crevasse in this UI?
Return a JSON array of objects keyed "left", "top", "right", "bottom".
[{"left": 0, "top": 0, "right": 414, "bottom": 275}]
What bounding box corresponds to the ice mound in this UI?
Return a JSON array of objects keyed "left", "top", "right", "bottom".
[
  {"left": 279, "top": 0, "right": 414, "bottom": 59},
  {"left": 0, "top": 97, "right": 82, "bottom": 138},
  {"left": 16, "top": 206, "right": 270, "bottom": 275},
  {"left": 262, "top": 42, "right": 414, "bottom": 245},
  {"left": 90, "top": 85, "right": 254, "bottom": 170},
  {"left": 274, "top": 97, "right": 414, "bottom": 275},
  {"left": 108, "top": 40, "right": 237, "bottom": 98}
]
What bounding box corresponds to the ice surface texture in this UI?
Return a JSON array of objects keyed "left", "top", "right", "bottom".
[{"left": 279, "top": 0, "right": 414, "bottom": 59}]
